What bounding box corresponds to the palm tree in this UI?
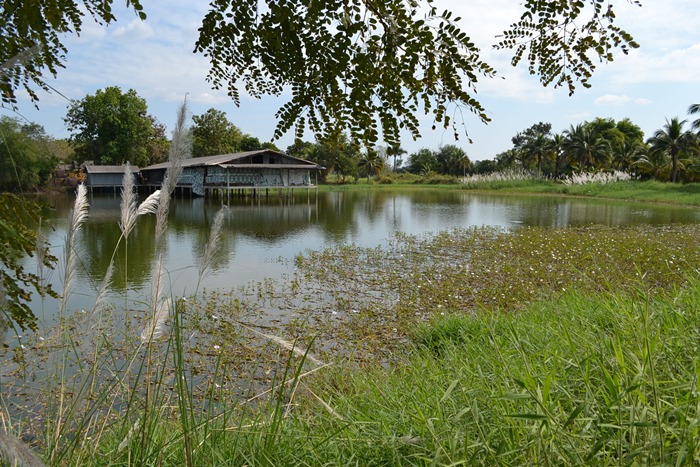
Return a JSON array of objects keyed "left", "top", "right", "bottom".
[
  {"left": 550, "top": 133, "right": 566, "bottom": 178},
  {"left": 613, "top": 139, "right": 646, "bottom": 172},
  {"left": 358, "top": 150, "right": 385, "bottom": 180},
  {"left": 520, "top": 133, "right": 553, "bottom": 178},
  {"left": 646, "top": 118, "right": 696, "bottom": 182},
  {"left": 632, "top": 150, "right": 668, "bottom": 180},
  {"left": 689, "top": 104, "right": 700, "bottom": 131},
  {"left": 562, "top": 124, "right": 611, "bottom": 171},
  {"left": 386, "top": 145, "right": 407, "bottom": 172}
]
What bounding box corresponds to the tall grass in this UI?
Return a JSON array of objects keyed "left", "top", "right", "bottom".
[
  {"left": 204, "top": 282, "right": 697, "bottom": 465},
  {"left": 0, "top": 100, "right": 322, "bottom": 466}
]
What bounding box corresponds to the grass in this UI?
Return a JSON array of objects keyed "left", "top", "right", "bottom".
[
  {"left": 4, "top": 153, "right": 700, "bottom": 464},
  {"left": 255, "top": 282, "right": 700, "bottom": 465},
  {"left": 321, "top": 175, "right": 700, "bottom": 206},
  {"left": 54, "top": 274, "right": 700, "bottom": 465}
]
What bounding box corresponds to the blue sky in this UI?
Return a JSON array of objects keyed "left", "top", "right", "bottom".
[{"left": 4, "top": 0, "right": 699, "bottom": 161}]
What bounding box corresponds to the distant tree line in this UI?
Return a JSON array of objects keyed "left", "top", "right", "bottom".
[
  {"left": 472, "top": 110, "right": 700, "bottom": 183},
  {"left": 2, "top": 85, "right": 700, "bottom": 191}
]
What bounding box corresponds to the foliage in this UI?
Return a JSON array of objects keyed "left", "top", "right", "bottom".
[
  {"left": 4, "top": 1, "right": 642, "bottom": 152},
  {"left": 646, "top": 118, "right": 698, "bottom": 183},
  {"left": 195, "top": 0, "right": 495, "bottom": 148},
  {"left": 406, "top": 148, "right": 437, "bottom": 175},
  {"left": 496, "top": 0, "right": 639, "bottom": 95},
  {"left": 191, "top": 108, "right": 242, "bottom": 157},
  {"left": 562, "top": 123, "right": 612, "bottom": 171},
  {"left": 0, "top": 0, "right": 145, "bottom": 108},
  {"left": 0, "top": 116, "right": 58, "bottom": 191},
  {"left": 435, "top": 144, "right": 471, "bottom": 176},
  {"left": 357, "top": 149, "right": 386, "bottom": 180},
  {"left": 0, "top": 194, "right": 57, "bottom": 330},
  {"left": 386, "top": 145, "right": 406, "bottom": 172},
  {"left": 64, "top": 86, "right": 156, "bottom": 166},
  {"left": 511, "top": 122, "right": 553, "bottom": 177},
  {"left": 194, "top": 0, "right": 641, "bottom": 148},
  {"left": 305, "top": 134, "right": 359, "bottom": 182},
  {"left": 689, "top": 103, "right": 700, "bottom": 131},
  {"left": 145, "top": 116, "right": 170, "bottom": 164}
]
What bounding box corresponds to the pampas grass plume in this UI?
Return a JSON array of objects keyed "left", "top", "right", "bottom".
[
  {"left": 155, "top": 100, "right": 192, "bottom": 248},
  {"left": 198, "top": 205, "right": 229, "bottom": 283},
  {"left": 60, "top": 184, "right": 89, "bottom": 312}
]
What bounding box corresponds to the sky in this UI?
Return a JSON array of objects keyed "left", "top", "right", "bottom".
[{"left": 3, "top": 0, "right": 700, "bottom": 162}]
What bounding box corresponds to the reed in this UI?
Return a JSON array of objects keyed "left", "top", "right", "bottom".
[
  {"left": 196, "top": 205, "right": 229, "bottom": 292},
  {"left": 155, "top": 100, "right": 191, "bottom": 249},
  {"left": 58, "top": 183, "right": 89, "bottom": 314}
]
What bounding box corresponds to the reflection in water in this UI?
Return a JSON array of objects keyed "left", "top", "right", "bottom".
[{"left": 25, "top": 189, "right": 700, "bottom": 326}]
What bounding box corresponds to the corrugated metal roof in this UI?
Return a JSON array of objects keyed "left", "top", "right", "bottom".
[
  {"left": 84, "top": 165, "right": 140, "bottom": 174},
  {"left": 219, "top": 164, "right": 321, "bottom": 169},
  {"left": 141, "top": 150, "right": 322, "bottom": 171}
]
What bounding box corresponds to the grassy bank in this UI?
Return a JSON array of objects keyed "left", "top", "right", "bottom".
[
  {"left": 48, "top": 223, "right": 697, "bottom": 465},
  {"left": 83, "top": 277, "right": 700, "bottom": 465},
  {"left": 241, "top": 282, "right": 700, "bottom": 465},
  {"left": 4, "top": 175, "right": 700, "bottom": 464},
  {"left": 320, "top": 177, "right": 700, "bottom": 206}
]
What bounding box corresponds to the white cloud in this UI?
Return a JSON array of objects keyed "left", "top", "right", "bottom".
[
  {"left": 112, "top": 19, "right": 154, "bottom": 40},
  {"left": 605, "top": 43, "right": 700, "bottom": 86}
]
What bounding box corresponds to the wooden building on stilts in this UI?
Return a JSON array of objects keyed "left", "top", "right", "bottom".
[{"left": 138, "top": 149, "right": 324, "bottom": 199}]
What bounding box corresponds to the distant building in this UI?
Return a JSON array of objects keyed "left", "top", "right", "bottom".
[
  {"left": 140, "top": 149, "right": 324, "bottom": 196},
  {"left": 83, "top": 164, "right": 139, "bottom": 191}
]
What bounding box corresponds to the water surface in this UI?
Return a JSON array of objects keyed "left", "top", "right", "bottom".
[{"left": 25, "top": 188, "right": 700, "bottom": 327}]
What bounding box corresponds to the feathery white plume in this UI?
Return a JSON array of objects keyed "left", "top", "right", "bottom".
[
  {"left": 140, "top": 297, "right": 170, "bottom": 343},
  {"left": 89, "top": 261, "right": 114, "bottom": 324},
  {"left": 141, "top": 254, "right": 171, "bottom": 343},
  {"left": 198, "top": 205, "right": 229, "bottom": 283},
  {"left": 155, "top": 100, "right": 192, "bottom": 248},
  {"left": 119, "top": 162, "right": 138, "bottom": 238},
  {"left": 120, "top": 163, "right": 161, "bottom": 240},
  {"left": 60, "top": 184, "right": 89, "bottom": 312},
  {"left": 136, "top": 189, "right": 161, "bottom": 216}
]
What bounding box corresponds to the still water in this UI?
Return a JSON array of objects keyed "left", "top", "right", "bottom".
[{"left": 28, "top": 189, "right": 700, "bottom": 326}]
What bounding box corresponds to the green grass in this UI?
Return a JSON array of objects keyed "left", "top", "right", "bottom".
[
  {"left": 48, "top": 222, "right": 698, "bottom": 466},
  {"left": 274, "top": 283, "right": 700, "bottom": 465},
  {"left": 73, "top": 278, "right": 700, "bottom": 466},
  {"left": 321, "top": 177, "right": 700, "bottom": 206}
]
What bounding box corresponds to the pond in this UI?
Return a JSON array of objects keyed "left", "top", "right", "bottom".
[{"left": 16, "top": 188, "right": 700, "bottom": 331}]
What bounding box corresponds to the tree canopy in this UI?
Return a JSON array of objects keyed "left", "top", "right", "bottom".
[
  {"left": 0, "top": 116, "right": 58, "bottom": 191},
  {"left": 0, "top": 193, "right": 57, "bottom": 330},
  {"left": 64, "top": 86, "right": 155, "bottom": 166},
  {"left": 191, "top": 108, "right": 242, "bottom": 157},
  {"left": 0, "top": 0, "right": 145, "bottom": 108},
  {"left": 3, "top": 1, "right": 639, "bottom": 148}
]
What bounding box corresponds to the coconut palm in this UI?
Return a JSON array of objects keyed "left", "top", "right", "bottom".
[
  {"left": 358, "top": 150, "right": 385, "bottom": 180},
  {"left": 646, "top": 118, "right": 697, "bottom": 182},
  {"left": 520, "top": 133, "right": 553, "bottom": 178},
  {"left": 386, "top": 145, "right": 407, "bottom": 172},
  {"left": 689, "top": 104, "right": 700, "bottom": 131},
  {"left": 550, "top": 133, "right": 566, "bottom": 178},
  {"left": 563, "top": 124, "right": 611, "bottom": 171},
  {"left": 613, "top": 139, "right": 647, "bottom": 172},
  {"left": 633, "top": 150, "right": 668, "bottom": 180}
]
